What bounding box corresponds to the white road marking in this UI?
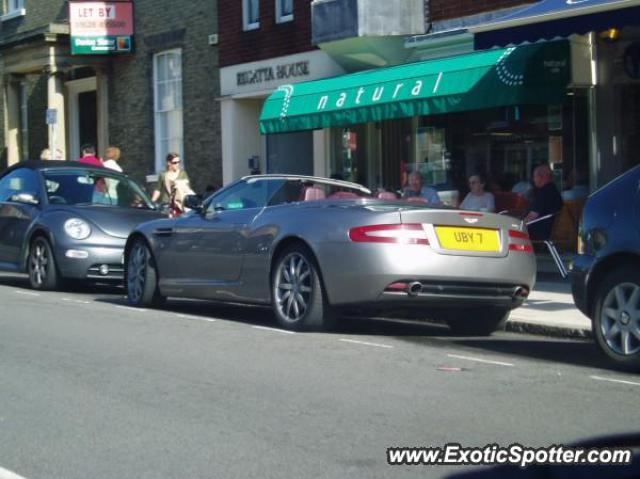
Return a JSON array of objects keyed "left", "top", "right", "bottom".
[
  {"left": 0, "top": 465, "right": 29, "bottom": 479},
  {"left": 252, "top": 325, "right": 295, "bottom": 335},
  {"left": 447, "top": 353, "right": 514, "bottom": 367},
  {"left": 13, "top": 290, "right": 39, "bottom": 297},
  {"left": 114, "top": 305, "right": 147, "bottom": 313},
  {"left": 339, "top": 338, "right": 394, "bottom": 349},
  {"left": 590, "top": 375, "right": 640, "bottom": 387},
  {"left": 61, "top": 298, "right": 91, "bottom": 304},
  {"left": 177, "top": 314, "right": 217, "bottom": 322}
]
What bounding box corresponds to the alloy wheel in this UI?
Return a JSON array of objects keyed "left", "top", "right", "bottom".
[
  {"left": 127, "top": 243, "right": 147, "bottom": 304},
  {"left": 30, "top": 241, "right": 49, "bottom": 287},
  {"left": 274, "top": 252, "right": 313, "bottom": 323},
  {"left": 600, "top": 282, "right": 640, "bottom": 356}
]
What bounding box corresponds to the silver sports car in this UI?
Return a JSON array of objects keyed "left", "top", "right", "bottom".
[{"left": 125, "top": 175, "right": 536, "bottom": 334}]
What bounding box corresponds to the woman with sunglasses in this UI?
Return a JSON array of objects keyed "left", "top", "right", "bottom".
[
  {"left": 151, "top": 152, "right": 193, "bottom": 215},
  {"left": 459, "top": 173, "right": 495, "bottom": 212}
]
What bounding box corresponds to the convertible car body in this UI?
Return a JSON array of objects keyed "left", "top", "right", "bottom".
[
  {"left": 125, "top": 175, "right": 536, "bottom": 333},
  {"left": 0, "top": 161, "right": 164, "bottom": 289}
]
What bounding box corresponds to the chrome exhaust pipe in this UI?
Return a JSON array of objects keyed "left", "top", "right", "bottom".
[
  {"left": 513, "top": 286, "right": 529, "bottom": 299},
  {"left": 408, "top": 281, "right": 423, "bottom": 297}
]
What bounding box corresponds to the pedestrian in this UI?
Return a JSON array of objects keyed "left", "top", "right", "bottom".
[
  {"left": 401, "top": 171, "right": 442, "bottom": 205},
  {"left": 40, "top": 148, "right": 63, "bottom": 161},
  {"left": 77, "top": 144, "right": 104, "bottom": 167},
  {"left": 103, "top": 146, "right": 123, "bottom": 172},
  {"left": 524, "top": 164, "right": 564, "bottom": 240},
  {"left": 151, "top": 152, "right": 194, "bottom": 215}
]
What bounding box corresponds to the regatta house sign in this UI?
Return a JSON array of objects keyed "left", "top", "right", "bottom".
[{"left": 237, "top": 61, "right": 310, "bottom": 86}]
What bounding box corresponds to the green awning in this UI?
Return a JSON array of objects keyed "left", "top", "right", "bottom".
[{"left": 260, "top": 41, "right": 570, "bottom": 135}]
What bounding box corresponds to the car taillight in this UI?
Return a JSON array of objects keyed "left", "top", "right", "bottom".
[
  {"left": 348, "top": 224, "right": 429, "bottom": 245},
  {"left": 508, "top": 229, "right": 533, "bottom": 253}
]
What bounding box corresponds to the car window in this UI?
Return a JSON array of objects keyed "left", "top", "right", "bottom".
[
  {"left": 206, "top": 178, "right": 287, "bottom": 214},
  {"left": 42, "top": 169, "right": 154, "bottom": 209},
  {"left": 0, "top": 168, "right": 41, "bottom": 202},
  {"left": 267, "top": 180, "right": 304, "bottom": 206}
]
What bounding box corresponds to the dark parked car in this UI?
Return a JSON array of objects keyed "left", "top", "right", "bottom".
[
  {"left": 0, "top": 161, "right": 165, "bottom": 290},
  {"left": 125, "top": 174, "right": 535, "bottom": 333},
  {"left": 571, "top": 165, "right": 640, "bottom": 370}
]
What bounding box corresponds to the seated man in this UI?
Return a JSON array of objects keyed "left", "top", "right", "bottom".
[
  {"left": 402, "top": 171, "right": 442, "bottom": 206},
  {"left": 524, "top": 164, "right": 563, "bottom": 241}
]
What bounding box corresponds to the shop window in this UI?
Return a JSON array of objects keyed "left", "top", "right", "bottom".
[
  {"left": 19, "top": 82, "right": 28, "bottom": 162},
  {"left": 330, "top": 125, "right": 369, "bottom": 187},
  {"left": 2, "top": 0, "right": 25, "bottom": 20},
  {"left": 243, "top": 0, "right": 260, "bottom": 31},
  {"left": 153, "top": 49, "right": 183, "bottom": 173},
  {"left": 275, "top": 0, "right": 293, "bottom": 23}
]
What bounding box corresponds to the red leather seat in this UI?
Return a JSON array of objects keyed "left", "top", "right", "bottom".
[
  {"left": 303, "top": 186, "right": 326, "bottom": 201},
  {"left": 328, "top": 191, "right": 359, "bottom": 199},
  {"left": 377, "top": 191, "right": 397, "bottom": 200}
]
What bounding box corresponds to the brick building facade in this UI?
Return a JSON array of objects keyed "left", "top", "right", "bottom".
[
  {"left": 218, "top": 0, "right": 315, "bottom": 67},
  {"left": 218, "top": 0, "right": 343, "bottom": 183},
  {"left": 0, "top": 0, "right": 221, "bottom": 194}
]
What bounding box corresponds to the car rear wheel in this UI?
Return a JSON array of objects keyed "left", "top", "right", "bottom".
[
  {"left": 271, "top": 245, "right": 333, "bottom": 331},
  {"left": 446, "top": 308, "right": 510, "bottom": 336},
  {"left": 126, "top": 239, "right": 165, "bottom": 308},
  {"left": 593, "top": 267, "right": 640, "bottom": 371},
  {"left": 28, "top": 237, "right": 59, "bottom": 290}
]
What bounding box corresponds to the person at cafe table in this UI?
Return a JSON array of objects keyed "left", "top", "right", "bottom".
[
  {"left": 402, "top": 171, "right": 442, "bottom": 205},
  {"left": 524, "top": 164, "right": 563, "bottom": 241},
  {"left": 459, "top": 173, "right": 495, "bottom": 212}
]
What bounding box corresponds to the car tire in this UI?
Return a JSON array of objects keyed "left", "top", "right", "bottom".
[
  {"left": 28, "top": 236, "right": 60, "bottom": 291},
  {"left": 126, "top": 239, "right": 165, "bottom": 308},
  {"left": 593, "top": 267, "right": 640, "bottom": 371},
  {"left": 271, "top": 245, "right": 334, "bottom": 331},
  {"left": 446, "top": 308, "right": 510, "bottom": 336}
]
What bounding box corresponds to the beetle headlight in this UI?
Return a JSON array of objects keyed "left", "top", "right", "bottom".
[{"left": 64, "top": 218, "right": 91, "bottom": 240}]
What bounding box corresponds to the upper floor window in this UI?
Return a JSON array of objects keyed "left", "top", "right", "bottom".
[
  {"left": 276, "top": 0, "right": 293, "bottom": 23},
  {"left": 243, "top": 0, "right": 259, "bottom": 31},
  {"left": 2, "top": 0, "right": 25, "bottom": 21}
]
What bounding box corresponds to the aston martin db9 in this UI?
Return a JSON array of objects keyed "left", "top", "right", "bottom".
[{"left": 125, "top": 175, "right": 536, "bottom": 334}]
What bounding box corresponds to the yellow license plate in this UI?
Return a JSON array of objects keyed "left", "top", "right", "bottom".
[{"left": 436, "top": 226, "right": 500, "bottom": 252}]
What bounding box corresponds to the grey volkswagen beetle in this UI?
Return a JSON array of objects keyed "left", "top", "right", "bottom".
[
  {"left": 0, "top": 160, "right": 165, "bottom": 290},
  {"left": 125, "top": 175, "right": 536, "bottom": 334}
]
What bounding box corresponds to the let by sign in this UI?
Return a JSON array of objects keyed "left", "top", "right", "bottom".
[{"left": 69, "top": 1, "right": 134, "bottom": 55}]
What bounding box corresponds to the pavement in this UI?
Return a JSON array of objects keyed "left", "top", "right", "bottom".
[{"left": 506, "top": 272, "right": 592, "bottom": 339}]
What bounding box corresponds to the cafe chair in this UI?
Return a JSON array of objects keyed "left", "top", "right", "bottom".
[{"left": 525, "top": 213, "right": 568, "bottom": 279}]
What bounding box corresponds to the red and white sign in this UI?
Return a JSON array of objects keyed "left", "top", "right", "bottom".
[{"left": 69, "top": 2, "right": 133, "bottom": 37}]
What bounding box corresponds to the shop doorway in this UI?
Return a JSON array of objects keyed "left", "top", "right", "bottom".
[
  {"left": 67, "top": 77, "right": 97, "bottom": 161},
  {"left": 266, "top": 131, "right": 313, "bottom": 175}
]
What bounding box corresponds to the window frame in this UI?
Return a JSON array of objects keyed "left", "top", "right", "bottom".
[
  {"left": 19, "top": 81, "right": 28, "bottom": 162},
  {"left": 152, "top": 48, "right": 184, "bottom": 174},
  {"left": 2, "top": 0, "right": 25, "bottom": 21},
  {"left": 243, "top": 0, "right": 260, "bottom": 31},
  {"left": 275, "top": 0, "right": 293, "bottom": 24}
]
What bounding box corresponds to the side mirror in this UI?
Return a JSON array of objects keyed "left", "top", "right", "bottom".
[
  {"left": 183, "top": 194, "right": 203, "bottom": 212},
  {"left": 10, "top": 192, "right": 39, "bottom": 205}
]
